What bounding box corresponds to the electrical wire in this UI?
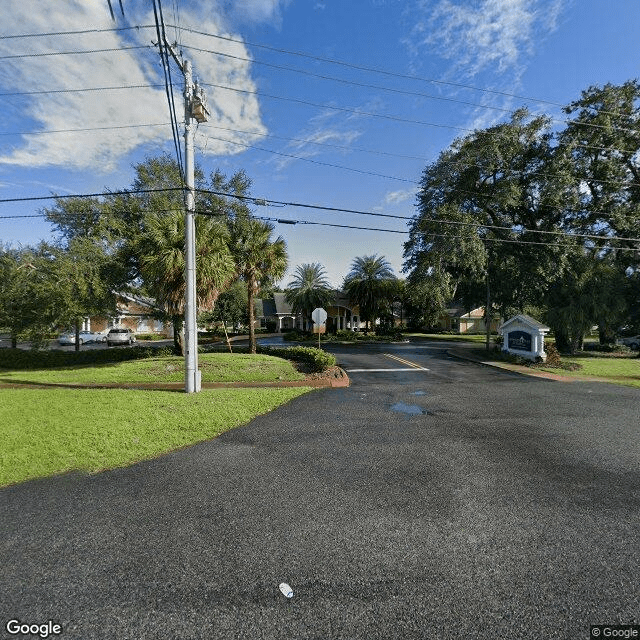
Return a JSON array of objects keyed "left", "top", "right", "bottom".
[
  {"left": 2, "top": 187, "right": 639, "bottom": 246},
  {"left": 197, "top": 133, "right": 419, "bottom": 183},
  {"left": 0, "top": 25, "right": 156, "bottom": 40},
  {"left": 0, "top": 123, "right": 174, "bottom": 136},
  {"left": 0, "top": 45, "right": 150, "bottom": 60},
  {"left": 184, "top": 44, "right": 639, "bottom": 136},
  {"left": 152, "top": 0, "right": 184, "bottom": 181}
]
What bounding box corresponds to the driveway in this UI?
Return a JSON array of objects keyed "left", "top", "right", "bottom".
[{"left": 1, "top": 342, "right": 639, "bottom": 639}]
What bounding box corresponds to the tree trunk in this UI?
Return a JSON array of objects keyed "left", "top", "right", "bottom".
[
  {"left": 172, "top": 315, "right": 184, "bottom": 355},
  {"left": 11, "top": 333, "right": 17, "bottom": 349},
  {"left": 248, "top": 281, "right": 257, "bottom": 354},
  {"left": 74, "top": 319, "right": 80, "bottom": 352}
]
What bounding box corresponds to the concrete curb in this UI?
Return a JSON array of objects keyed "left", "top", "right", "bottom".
[
  {"left": 0, "top": 368, "right": 351, "bottom": 391},
  {"left": 446, "top": 348, "right": 576, "bottom": 382}
]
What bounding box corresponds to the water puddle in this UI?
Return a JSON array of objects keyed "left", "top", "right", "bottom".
[
  {"left": 410, "top": 391, "right": 426, "bottom": 396},
  {"left": 390, "top": 402, "right": 425, "bottom": 415}
]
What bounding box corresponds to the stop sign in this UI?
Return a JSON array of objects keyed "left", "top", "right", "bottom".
[{"left": 312, "top": 308, "right": 328, "bottom": 324}]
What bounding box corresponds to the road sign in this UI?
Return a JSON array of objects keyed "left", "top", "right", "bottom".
[{"left": 312, "top": 308, "right": 327, "bottom": 325}]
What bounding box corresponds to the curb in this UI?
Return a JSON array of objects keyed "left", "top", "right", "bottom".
[
  {"left": 446, "top": 348, "right": 576, "bottom": 382},
  {"left": 0, "top": 368, "right": 350, "bottom": 391}
]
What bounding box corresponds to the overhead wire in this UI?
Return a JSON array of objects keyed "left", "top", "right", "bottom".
[
  {"left": 152, "top": 0, "right": 184, "bottom": 181},
  {"left": 184, "top": 43, "right": 639, "bottom": 136}
]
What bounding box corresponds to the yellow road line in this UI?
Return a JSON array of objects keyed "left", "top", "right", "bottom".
[{"left": 383, "top": 353, "right": 429, "bottom": 370}]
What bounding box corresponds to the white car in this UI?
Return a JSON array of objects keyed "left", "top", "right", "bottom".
[
  {"left": 106, "top": 328, "right": 137, "bottom": 346},
  {"left": 58, "top": 331, "right": 107, "bottom": 345}
]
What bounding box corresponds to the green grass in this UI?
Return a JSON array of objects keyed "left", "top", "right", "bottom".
[
  {"left": 0, "top": 387, "right": 312, "bottom": 487},
  {"left": 539, "top": 356, "right": 640, "bottom": 387},
  {"left": 0, "top": 352, "right": 305, "bottom": 385}
]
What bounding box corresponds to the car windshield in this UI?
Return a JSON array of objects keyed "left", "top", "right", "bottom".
[{"left": 109, "top": 329, "right": 128, "bottom": 333}]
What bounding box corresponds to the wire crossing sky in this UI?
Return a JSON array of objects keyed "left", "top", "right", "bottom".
[{"left": 1, "top": 0, "right": 639, "bottom": 286}]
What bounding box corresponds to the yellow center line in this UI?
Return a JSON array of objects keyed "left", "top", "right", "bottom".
[{"left": 384, "top": 353, "right": 429, "bottom": 370}]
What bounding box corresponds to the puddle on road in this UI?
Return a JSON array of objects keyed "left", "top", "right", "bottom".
[
  {"left": 390, "top": 402, "right": 425, "bottom": 415},
  {"left": 410, "top": 391, "right": 426, "bottom": 396}
]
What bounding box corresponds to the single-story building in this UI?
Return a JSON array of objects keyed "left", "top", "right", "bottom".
[
  {"left": 255, "top": 291, "right": 364, "bottom": 332},
  {"left": 438, "top": 303, "right": 501, "bottom": 334},
  {"left": 87, "top": 292, "right": 173, "bottom": 337}
]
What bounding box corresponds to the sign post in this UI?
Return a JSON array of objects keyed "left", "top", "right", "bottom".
[{"left": 311, "top": 307, "right": 328, "bottom": 349}]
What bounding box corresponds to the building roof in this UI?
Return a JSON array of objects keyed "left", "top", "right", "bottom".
[{"left": 499, "top": 313, "right": 550, "bottom": 332}]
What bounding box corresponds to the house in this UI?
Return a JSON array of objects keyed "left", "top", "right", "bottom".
[
  {"left": 438, "top": 303, "right": 501, "bottom": 334},
  {"left": 88, "top": 292, "right": 173, "bottom": 337},
  {"left": 255, "top": 291, "right": 364, "bottom": 332}
]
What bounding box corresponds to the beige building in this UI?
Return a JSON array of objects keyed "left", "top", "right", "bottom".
[
  {"left": 88, "top": 293, "right": 173, "bottom": 337},
  {"left": 438, "top": 303, "right": 501, "bottom": 334}
]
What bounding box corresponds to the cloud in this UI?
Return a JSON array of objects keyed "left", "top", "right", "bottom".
[
  {"left": 226, "top": 0, "right": 293, "bottom": 26},
  {"left": 403, "top": 0, "right": 567, "bottom": 132},
  {"left": 0, "top": 1, "right": 268, "bottom": 172},
  {"left": 407, "top": 0, "right": 565, "bottom": 79},
  {"left": 384, "top": 189, "right": 416, "bottom": 205}
]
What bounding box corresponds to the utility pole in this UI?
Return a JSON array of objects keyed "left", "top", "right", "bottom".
[{"left": 165, "top": 43, "right": 210, "bottom": 393}]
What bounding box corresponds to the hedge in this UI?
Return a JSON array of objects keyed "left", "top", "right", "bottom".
[
  {"left": 0, "top": 346, "right": 176, "bottom": 370},
  {"left": 257, "top": 345, "right": 336, "bottom": 372}
]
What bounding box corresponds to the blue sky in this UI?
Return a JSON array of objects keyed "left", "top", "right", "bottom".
[{"left": 1, "top": 0, "right": 639, "bottom": 288}]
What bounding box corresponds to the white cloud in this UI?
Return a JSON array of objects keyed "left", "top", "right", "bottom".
[
  {"left": 408, "top": 0, "right": 565, "bottom": 79},
  {"left": 384, "top": 189, "right": 415, "bottom": 205},
  {"left": 228, "top": 0, "right": 293, "bottom": 26},
  {"left": 403, "top": 0, "right": 567, "bottom": 132},
  {"left": 0, "top": 1, "right": 269, "bottom": 172}
]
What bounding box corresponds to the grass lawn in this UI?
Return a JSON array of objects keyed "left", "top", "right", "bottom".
[
  {"left": 0, "top": 387, "right": 311, "bottom": 487},
  {"left": 539, "top": 356, "right": 640, "bottom": 387},
  {"left": 0, "top": 352, "right": 305, "bottom": 385}
]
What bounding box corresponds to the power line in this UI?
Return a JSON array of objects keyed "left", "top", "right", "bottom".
[
  {"left": 153, "top": 0, "right": 184, "bottom": 180},
  {"left": 2, "top": 187, "right": 639, "bottom": 247},
  {"left": 197, "top": 133, "right": 419, "bottom": 183},
  {"left": 0, "top": 25, "right": 155, "bottom": 40},
  {"left": 184, "top": 43, "right": 638, "bottom": 136},
  {"left": 183, "top": 44, "right": 514, "bottom": 116},
  {"left": 0, "top": 84, "right": 164, "bottom": 97},
  {"left": 171, "top": 25, "right": 567, "bottom": 110},
  {"left": 0, "top": 45, "right": 150, "bottom": 60},
  {"left": 0, "top": 122, "right": 174, "bottom": 136}
]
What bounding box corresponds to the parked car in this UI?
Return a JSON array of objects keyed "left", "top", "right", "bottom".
[
  {"left": 58, "top": 331, "right": 107, "bottom": 345},
  {"left": 616, "top": 335, "right": 640, "bottom": 350},
  {"left": 106, "top": 328, "right": 136, "bottom": 346}
]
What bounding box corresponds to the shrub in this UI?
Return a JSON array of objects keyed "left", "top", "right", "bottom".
[
  {"left": 135, "top": 333, "right": 167, "bottom": 341},
  {"left": 544, "top": 342, "right": 562, "bottom": 367},
  {"left": 335, "top": 330, "right": 357, "bottom": 341},
  {"left": 0, "top": 346, "right": 177, "bottom": 370},
  {"left": 257, "top": 345, "right": 336, "bottom": 371}
]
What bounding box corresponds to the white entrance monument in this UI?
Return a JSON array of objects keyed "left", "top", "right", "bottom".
[{"left": 499, "top": 314, "right": 550, "bottom": 362}]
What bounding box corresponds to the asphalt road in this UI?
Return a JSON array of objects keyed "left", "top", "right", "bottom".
[{"left": 1, "top": 341, "right": 639, "bottom": 639}]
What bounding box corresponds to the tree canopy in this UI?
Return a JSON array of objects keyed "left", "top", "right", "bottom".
[{"left": 404, "top": 81, "right": 640, "bottom": 349}]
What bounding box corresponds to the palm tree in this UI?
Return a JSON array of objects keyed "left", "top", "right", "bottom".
[
  {"left": 343, "top": 254, "right": 396, "bottom": 332},
  {"left": 138, "top": 210, "right": 235, "bottom": 352},
  {"left": 285, "top": 263, "right": 334, "bottom": 331},
  {"left": 228, "top": 216, "right": 288, "bottom": 353}
]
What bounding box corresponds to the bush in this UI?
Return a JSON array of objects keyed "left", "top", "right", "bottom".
[
  {"left": 544, "top": 342, "right": 562, "bottom": 367},
  {"left": 335, "top": 330, "right": 357, "bottom": 341},
  {"left": 257, "top": 345, "right": 336, "bottom": 372},
  {"left": 0, "top": 346, "right": 177, "bottom": 370},
  {"left": 135, "top": 333, "right": 167, "bottom": 341}
]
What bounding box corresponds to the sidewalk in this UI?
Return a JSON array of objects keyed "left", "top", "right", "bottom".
[{"left": 446, "top": 345, "right": 577, "bottom": 382}]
